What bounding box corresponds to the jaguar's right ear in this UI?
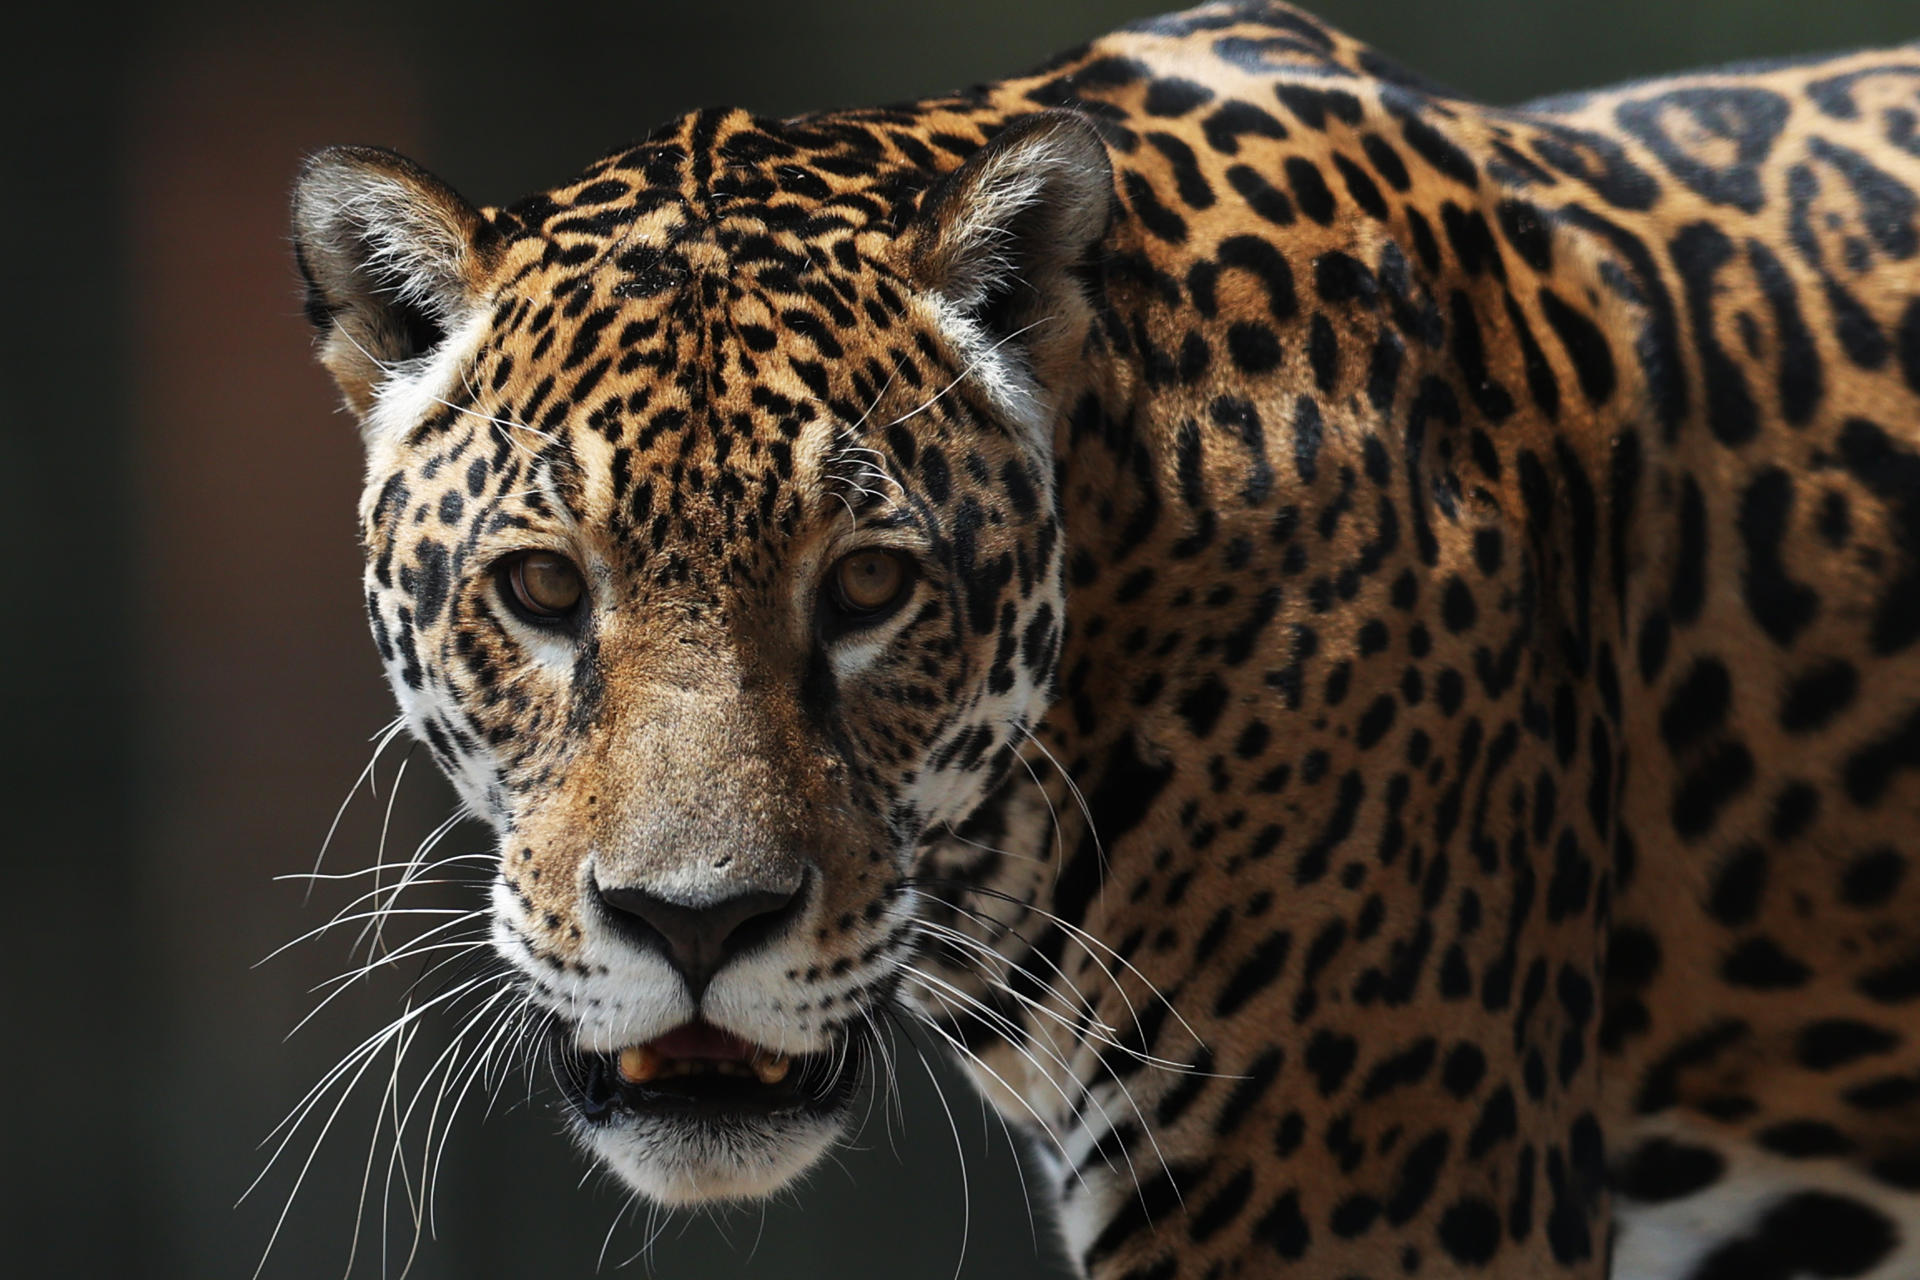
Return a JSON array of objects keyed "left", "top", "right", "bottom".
[{"left": 291, "top": 146, "right": 496, "bottom": 421}]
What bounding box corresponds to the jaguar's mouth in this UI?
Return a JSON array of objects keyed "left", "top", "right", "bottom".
[{"left": 556, "top": 1020, "right": 862, "bottom": 1124}]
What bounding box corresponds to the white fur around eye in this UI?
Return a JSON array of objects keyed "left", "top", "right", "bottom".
[{"left": 827, "top": 626, "right": 894, "bottom": 680}]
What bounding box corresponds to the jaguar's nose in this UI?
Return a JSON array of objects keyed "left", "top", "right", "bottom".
[{"left": 591, "top": 874, "right": 806, "bottom": 998}]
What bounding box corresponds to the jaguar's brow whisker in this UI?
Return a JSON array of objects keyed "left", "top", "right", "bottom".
[
  {"left": 453, "top": 365, "right": 558, "bottom": 458},
  {"left": 845, "top": 350, "right": 907, "bottom": 435},
  {"left": 331, "top": 320, "right": 555, "bottom": 466}
]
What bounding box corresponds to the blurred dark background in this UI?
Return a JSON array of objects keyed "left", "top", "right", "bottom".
[{"left": 4, "top": 1, "right": 1912, "bottom": 1276}]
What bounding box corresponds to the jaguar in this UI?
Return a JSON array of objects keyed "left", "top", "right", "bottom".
[{"left": 289, "top": 3, "right": 1920, "bottom": 1275}]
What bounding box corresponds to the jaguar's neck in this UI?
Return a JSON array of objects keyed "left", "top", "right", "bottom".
[{"left": 921, "top": 93, "right": 1654, "bottom": 1276}]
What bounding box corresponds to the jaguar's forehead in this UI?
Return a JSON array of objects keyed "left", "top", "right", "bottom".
[
  {"left": 376, "top": 110, "right": 983, "bottom": 545},
  {"left": 425, "top": 108, "right": 1008, "bottom": 458}
]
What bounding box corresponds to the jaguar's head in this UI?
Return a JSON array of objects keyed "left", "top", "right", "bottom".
[{"left": 291, "top": 109, "right": 1111, "bottom": 1204}]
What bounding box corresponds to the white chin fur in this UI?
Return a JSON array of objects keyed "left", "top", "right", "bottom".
[{"left": 580, "top": 1111, "right": 845, "bottom": 1206}]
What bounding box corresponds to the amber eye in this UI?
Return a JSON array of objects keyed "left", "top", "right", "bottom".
[
  {"left": 501, "top": 551, "right": 585, "bottom": 623},
  {"left": 828, "top": 549, "right": 912, "bottom": 618}
]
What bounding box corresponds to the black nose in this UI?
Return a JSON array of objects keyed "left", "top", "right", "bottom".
[{"left": 592, "top": 876, "right": 805, "bottom": 997}]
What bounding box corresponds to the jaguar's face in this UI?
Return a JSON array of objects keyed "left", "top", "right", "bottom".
[{"left": 293, "top": 111, "right": 1111, "bottom": 1203}]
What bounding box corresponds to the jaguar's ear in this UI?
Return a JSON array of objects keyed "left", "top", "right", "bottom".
[
  {"left": 291, "top": 146, "right": 496, "bottom": 421},
  {"left": 904, "top": 111, "right": 1113, "bottom": 441}
]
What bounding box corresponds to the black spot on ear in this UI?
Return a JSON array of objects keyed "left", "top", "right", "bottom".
[
  {"left": 294, "top": 243, "right": 334, "bottom": 329},
  {"left": 390, "top": 290, "right": 449, "bottom": 359}
]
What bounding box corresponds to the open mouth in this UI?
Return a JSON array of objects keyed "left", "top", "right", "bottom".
[{"left": 557, "top": 1020, "right": 862, "bottom": 1124}]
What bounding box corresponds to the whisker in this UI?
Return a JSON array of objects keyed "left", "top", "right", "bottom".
[
  {"left": 910, "top": 1041, "right": 972, "bottom": 1280},
  {"left": 305, "top": 718, "right": 408, "bottom": 903},
  {"left": 275, "top": 852, "right": 494, "bottom": 885}
]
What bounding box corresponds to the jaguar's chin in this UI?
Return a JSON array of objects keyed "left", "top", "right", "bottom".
[{"left": 552, "top": 1019, "right": 868, "bottom": 1206}]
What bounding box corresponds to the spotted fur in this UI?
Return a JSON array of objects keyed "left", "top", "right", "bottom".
[{"left": 291, "top": 4, "right": 1920, "bottom": 1275}]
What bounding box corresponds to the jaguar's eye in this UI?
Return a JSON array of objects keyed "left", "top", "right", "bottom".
[
  {"left": 500, "top": 551, "right": 585, "bottom": 623},
  {"left": 827, "top": 549, "right": 913, "bottom": 620}
]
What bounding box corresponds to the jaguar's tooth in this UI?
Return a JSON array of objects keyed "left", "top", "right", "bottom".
[
  {"left": 617, "top": 1045, "right": 662, "bottom": 1085},
  {"left": 752, "top": 1053, "right": 792, "bottom": 1085}
]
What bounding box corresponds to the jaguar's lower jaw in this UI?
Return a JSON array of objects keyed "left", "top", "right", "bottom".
[
  {"left": 579, "top": 1104, "right": 854, "bottom": 1206},
  {"left": 552, "top": 1024, "right": 866, "bottom": 1205}
]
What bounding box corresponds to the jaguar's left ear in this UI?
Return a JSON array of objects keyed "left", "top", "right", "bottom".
[
  {"left": 291, "top": 145, "right": 498, "bottom": 424},
  {"left": 904, "top": 111, "right": 1113, "bottom": 439}
]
